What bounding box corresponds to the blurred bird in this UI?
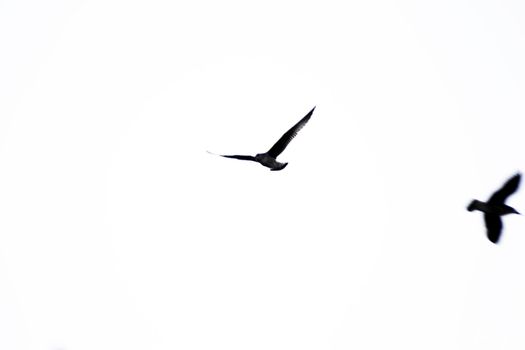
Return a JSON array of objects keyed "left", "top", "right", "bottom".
[
  {"left": 209, "top": 106, "right": 315, "bottom": 171},
  {"left": 467, "top": 173, "right": 521, "bottom": 244}
]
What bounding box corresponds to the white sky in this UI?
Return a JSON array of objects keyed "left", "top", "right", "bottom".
[{"left": 1, "top": 0, "right": 525, "bottom": 349}]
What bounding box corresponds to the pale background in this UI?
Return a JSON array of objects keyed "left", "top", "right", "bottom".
[{"left": 1, "top": 1, "right": 525, "bottom": 349}]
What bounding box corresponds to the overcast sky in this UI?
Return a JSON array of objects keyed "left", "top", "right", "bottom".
[{"left": 2, "top": 1, "right": 525, "bottom": 349}]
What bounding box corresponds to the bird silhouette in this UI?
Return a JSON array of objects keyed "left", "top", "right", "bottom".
[
  {"left": 467, "top": 173, "right": 521, "bottom": 243},
  {"left": 209, "top": 106, "right": 315, "bottom": 171}
]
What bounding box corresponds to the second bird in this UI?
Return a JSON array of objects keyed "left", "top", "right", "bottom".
[
  {"left": 467, "top": 173, "right": 521, "bottom": 244},
  {"left": 211, "top": 106, "right": 315, "bottom": 171}
]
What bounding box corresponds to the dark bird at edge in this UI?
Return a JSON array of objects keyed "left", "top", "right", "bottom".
[
  {"left": 209, "top": 106, "right": 315, "bottom": 171},
  {"left": 467, "top": 173, "right": 521, "bottom": 244}
]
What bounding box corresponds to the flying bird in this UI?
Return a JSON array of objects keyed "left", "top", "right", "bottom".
[
  {"left": 467, "top": 172, "right": 521, "bottom": 244},
  {"left": 209, "top": 106, "right": 315, "bottom": 171}
]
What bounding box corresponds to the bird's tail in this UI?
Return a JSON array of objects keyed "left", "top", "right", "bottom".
[{"left": 270, "top": 162, "right": 288, "bottom": 171}]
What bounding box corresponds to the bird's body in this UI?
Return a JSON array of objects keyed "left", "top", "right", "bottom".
[
  {"left": 210, "top": 106, "right": 315, "bottom": 171},
  {"left": 255, "top": 153, "right": 288, "bottom": 171},
  {"left": 467, "top": 200, "right": 517, "bottom": 216},
  {"left": 467, "top": 173, "right": 521, "bottom": 244}
]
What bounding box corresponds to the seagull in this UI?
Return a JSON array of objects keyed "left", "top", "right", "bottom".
[
  {"left": 467, "top": 173, "right": 521, "bottom": 244},
  {"left": 209, "top": 106, "right": 315, "bottom": 171}
]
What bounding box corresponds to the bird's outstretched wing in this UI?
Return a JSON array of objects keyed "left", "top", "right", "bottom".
[
  {"left": 487, "top": 173, "right": 521, "bottom": 205},
  {"left": 207, "top": 151, "right": 256, "bottom": 162},
  {"left": 220, "top": 154, "right": 257, "bottom": 161},
  {"left": 484, "top": 214, "right": 503, "bottom": 244},
  {"left": 266, "top": 107, "right": 315, "bottom": 158}
]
